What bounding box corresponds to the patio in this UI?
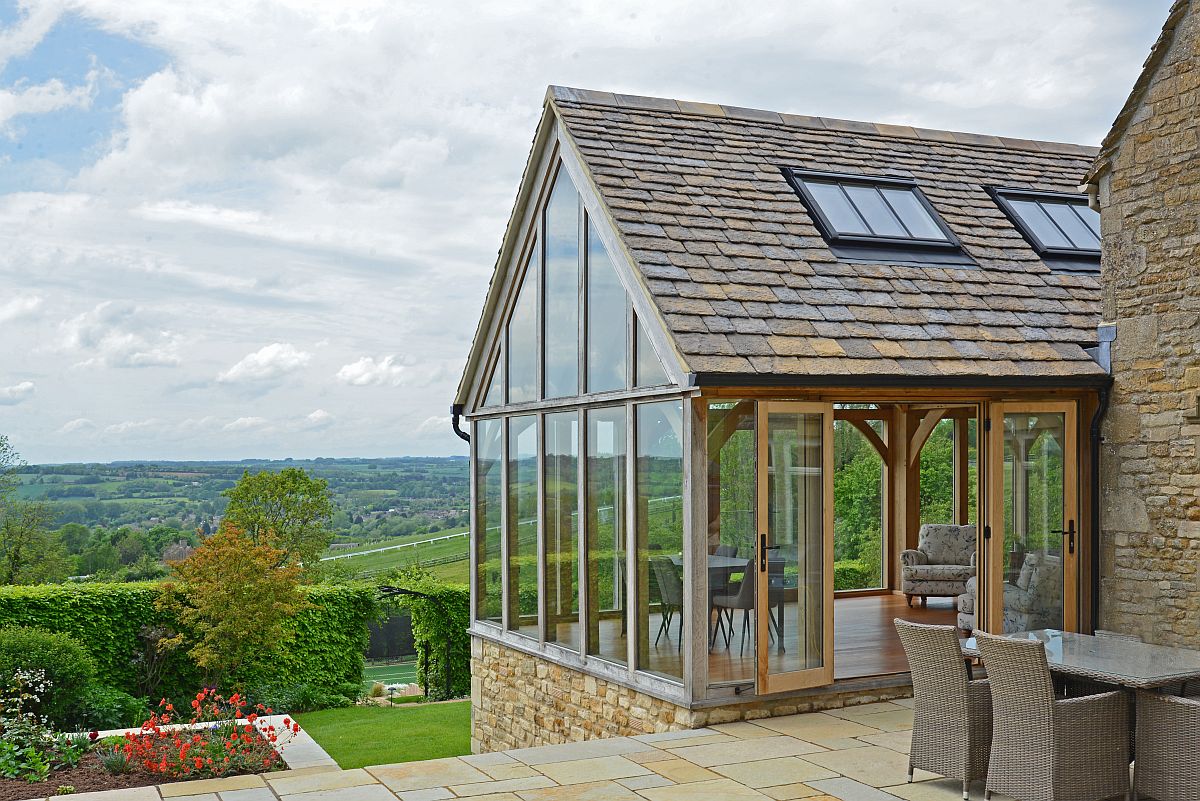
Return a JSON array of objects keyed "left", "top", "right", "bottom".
[{"left": 57, "top": 701, "right": 1031, "bottom": 801}]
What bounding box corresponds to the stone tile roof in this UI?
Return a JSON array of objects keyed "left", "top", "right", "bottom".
[{"left": 549, "top": 86, "right": 1106, "bottom": 381}]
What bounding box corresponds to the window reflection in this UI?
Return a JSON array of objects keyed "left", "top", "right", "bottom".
[
  {"left": 507, "top": 249, "right": 537, "bottom": 403},
  {"left": 507, "top": 415, "right": 538, "bottom": 638},
  {"left": 586, "top": 406, "right": 627, "bottom": 664},
  {"left": 634, "top": 318, "right": 671, "bottom": 388},
  {"left": 475, "top": 419, "right": 503, "bottom": 624},
  {"left": 544, "top": 171, "right": 579, "bottom": 399},
  {"left": 545, "top": 412, "right": 579, "bottom": 650},
  {"left": 587, "top": 223, "right": 627, "bottom": 393}
]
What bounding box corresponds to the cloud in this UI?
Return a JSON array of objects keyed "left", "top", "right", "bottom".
[
  {"left": 104, "top": 418, "right": 160, "bottom": 434},
  {"left": 0, "top": 72, "right": 98, "bottom": 129},
  {"left": 60, "top": 301, "right": 180, "bottom": 368},
  {"left": 417, "top": 415, "right": 450, "bottom": 436},
  {"left": 223, "top": 416, "right": 268, "bottom": 431},
  {"left": 0, "top": 295, "right": 43, "bottom": 323},
  {"left": 336, "top": 355, "right": 405, "bottom": 387},
  {"left": 303, "top": 409, "right": 333, "bottom": 429},
  {"left": 0, "top": 381, "right": 34, "bottom": 405},
  {"left": 217, "top": 343, "right": 311, "bottom": 383},
  {"left": 57, "top": 418, "right": 96, "bottom": 434}
]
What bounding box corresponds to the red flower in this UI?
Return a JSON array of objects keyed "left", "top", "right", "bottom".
[{"left": 88, "top": 731, "right": 99, "bottom": 741}]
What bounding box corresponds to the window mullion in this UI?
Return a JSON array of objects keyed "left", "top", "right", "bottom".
[{"left": 835, "top": 182, "right": 874, "bottom": 235}]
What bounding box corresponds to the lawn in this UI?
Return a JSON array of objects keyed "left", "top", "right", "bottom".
[
  {"left": 295, "top": 702, "right": 471, "bottom": 769},
  {"left": 363, "top": 661, "right": 418, "bottom": 691}
]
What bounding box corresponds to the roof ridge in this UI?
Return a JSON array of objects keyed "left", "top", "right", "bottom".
[{"left": 546, "top": 85, "right": 1098, "bottom": 158}]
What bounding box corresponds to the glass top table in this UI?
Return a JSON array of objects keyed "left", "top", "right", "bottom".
[{"left": 961, "top": 629, "right": 1200, "bottom": 690}]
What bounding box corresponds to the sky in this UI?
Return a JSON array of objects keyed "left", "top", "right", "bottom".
[{"left": 0, "top": 0, "right": 1172, "bottom": 464}]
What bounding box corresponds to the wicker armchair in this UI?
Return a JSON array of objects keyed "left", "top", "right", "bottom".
[
  {"left": 894, "top": 619, "right": 992, "bottom": 801},
  {"left": 1132, "top": 691, "right": 1200, "bottom": 801},
  {"left": 975, "top": 631, "right": 1130, "bottom": 801}
]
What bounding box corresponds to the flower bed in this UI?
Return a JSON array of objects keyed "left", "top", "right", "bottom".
[{"left": 0, "top": 682, "right": 300, "bottom": 801}]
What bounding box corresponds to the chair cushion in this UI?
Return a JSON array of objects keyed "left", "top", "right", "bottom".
[
  {"left": 957, "top": 591, "right": 975, "bottom": 614},
  {"left": 907, "top": 563, "right": 975, "bottom": 582}
]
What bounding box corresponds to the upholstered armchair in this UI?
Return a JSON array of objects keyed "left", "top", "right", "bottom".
[
  {"left": 900, "top": 524, "right": 977, "bottom": 607},
  {"left": 1001, "top": 552, "right": 1062, "bottom": 632}
]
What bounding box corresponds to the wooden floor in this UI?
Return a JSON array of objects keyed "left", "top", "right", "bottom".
[
  {"left": 833, "top": 594, "right": 957, "bottom": 680},
  {"left": 553, "top": 594, "right": 957, "bottom": 685}
]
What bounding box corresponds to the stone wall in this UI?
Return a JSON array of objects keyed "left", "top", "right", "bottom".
[
  {"left": 470, "top": 636, "right": 912, "bottom": 752},
  {"left": 1097, "top": 1, "right": 1200, "bottom": 645}
]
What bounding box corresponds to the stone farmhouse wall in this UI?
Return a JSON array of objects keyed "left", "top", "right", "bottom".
[
  {"left": 470, "top": 637, "right": 911, "bottom": 751},
  {"left": 1098, "top": 1, "right": 1200, "bottom": 645}
]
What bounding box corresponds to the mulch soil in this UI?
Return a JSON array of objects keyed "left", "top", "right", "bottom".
[{"left": 0, "top": 751, "right": 277, "bottom": 801}]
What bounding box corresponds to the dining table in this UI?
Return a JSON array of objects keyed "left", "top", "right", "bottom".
[{"left": 960, "top": 628, "right": 1200, "bottom": 690}]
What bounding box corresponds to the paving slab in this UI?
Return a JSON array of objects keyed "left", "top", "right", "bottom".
[
  {"left": 752, "top": 713, "right": 882, "bottom": 745},
  {"left": 396, "top": 789, "right": 455, "bottom": 801},
  {"left": 803, "top": 747, "right": 934, "bottom": 788},
  {"left": 637, "top": 777, "right": 771, "bottom": 800},
  {"left": 162, "top": 775, "right": 265, "bottom": 796},
  {"left": 759, "top": 782, "right": 824, "bottom": 799},
  {"left": 536, "top": 755, "right": 650, "bottom": 786},
  {"left": 881, "top": 778, "right": 972, "bottom": 800},
  {"left": 268, "top": 767, "right": 378, "bottom": 795},
  {"left": 711, "top": 756, "right": 840, "bottom": 789},
  {"left": 632, "top": 728, "right": 721, "bottom": 744},
  {"left": 666, "top": 735, "right": 824, "bottom": 767},
  {"left": 478, "top": 762, "right": 542, "bottom": 780},
  {"left": 805, "top": 777, "right": 903, "bottom": 801},
  {"left": 276, "top": 786, "right": 397, "bottom": 801},
  {"left": 507, "top": 736, "right": 656, "bottom": 766},
  {"left": 448, "top": 775, "right": 556, "bottom": 796},
  {"left": 855, "top": 731, "right": 912, "bottom": 754},
  {"left": 166, "top": 794, "right": 218, "bottom": 801},
  {"left": 219, "top": 790, "right": 276, "bottom": 801},
  {"left": 709, "top": 721, "right": 778, "bottom": 739},
  {"left": 518, "top": 780, "right": 643, "bottom": 800},
  {"left": 615, "top": 774, "right": 675, "bottom": 791},
  {"left": 368, "top": 758, "right": 491, "bottom": 792},
  {"left": 63, "top": 789, "right": 162, "bottom": 801}
]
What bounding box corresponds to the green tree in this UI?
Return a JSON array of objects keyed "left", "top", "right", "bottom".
[
  {"left": 80, "top": 540, "right": 121, "bottom": 575},
  {"left": 161, "top": 523, "right": 307, "bottom": 684},
  {"left": 223, "top": 468, "right": 335, "bottom": 566},
  {"left": 0, "top": 435, "right": 72, "bottom": 584}
]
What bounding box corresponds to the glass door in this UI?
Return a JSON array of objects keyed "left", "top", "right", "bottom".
[
  {"left": 985, "top": 402, "right": 1078, "bottom": 634},
  {"left": 756, "top": 402, "right": 834, "bottom": 693}
]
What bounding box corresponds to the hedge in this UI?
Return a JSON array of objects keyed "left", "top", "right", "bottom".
[
  {"left": 833, "top": 560, "right": 878, "bottom": 591},
  {"left": 0, "top": 582, "right": 376, "bottom": 703}
]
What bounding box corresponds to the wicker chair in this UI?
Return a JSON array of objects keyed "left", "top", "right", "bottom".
[
  {"left": 1132, "top": 690, "right": 1200, "bottom": 801},
  {"left": 894, "top": 620, "right": 992, "bottom": 801},
  {"left": 974, "top": 631, "right": 1130, "bottom": 801}
]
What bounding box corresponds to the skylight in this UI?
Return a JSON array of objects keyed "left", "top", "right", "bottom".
[
  {"left": 783, "top": 169, "right": 956, "bottom": 246},
  {"left": 990, "top": 188, "right": 1101, "bottom": 264}
]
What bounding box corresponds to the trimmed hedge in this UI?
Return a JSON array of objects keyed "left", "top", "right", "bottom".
[
  {"left": 833, "top": 560, "right": 878, "bottom": 591},
  {"left": 0, "top": 626, "right": 96, "bottom": 726},
  {"left": 0, "top": 582, "right": 376, "bottom": 704}
]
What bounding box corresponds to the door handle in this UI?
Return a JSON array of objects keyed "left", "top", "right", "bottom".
[
  {"left": 1063, "top": 520, "right": 1076, "bottom": 555},
  {"left": 759, "top": 534, "right": 767, "bottom": 572}
]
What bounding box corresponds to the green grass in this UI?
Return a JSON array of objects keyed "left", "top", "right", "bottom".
[{"left": 295, "top": 702, "right": 471, "bottom": 768}]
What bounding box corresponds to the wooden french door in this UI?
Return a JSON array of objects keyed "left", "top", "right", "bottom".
[
  {"left": 755, "top": 402, "right": 835, "bottom": 693},
  {"left": 984, "top": 402, "right": 1079, "bottom": 634}
]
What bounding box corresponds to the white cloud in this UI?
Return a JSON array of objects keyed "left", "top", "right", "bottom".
[
  {"left": 0, "top": 294, "right": 42, "bottom": 323},
  {"left": 336, "top": 355, "right": 405, "bottom": 387},
  {"left": 104, "top": 418, "right": 160, "bottom": 434},
  {"left": 57, "top": 417, "right": 96, "bottom": 434},
  {"left": 417, "top": 415, "right": 449, "bottom": 436},
  {"left": 60, "top": 301, "right": 180, "bottom": 368},
  {"left": 303, "top": 408, "right": 333, "bottom": 429},
  {"left": 223, "top": 416, "right": 268, "bottom": 431},
  {"left": 0, "top": 72, "right": 98, "bottom": 129},
  {"left": 217, "top": 343, "right": 311, "bottom": 383},
  {"left": 0, "top": 381, "right": 34, "bottom": 405}
]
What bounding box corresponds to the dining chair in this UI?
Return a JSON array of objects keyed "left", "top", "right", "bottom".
[
  {"left": 650, "top": 557, "right": 684, "bottom": 650},
  {"left": 712, "top": 559, "right": 756, "bottom": 654},
  {"left": 1132, "top": 690, "right": 1200, "bottom": 801},
  {"left": 894, "top": 619, "right": 992, "bottom": 801},
  {"left": 709, "top": 544, "right": 739, "bottom": 647},
  {"left": 975, "top": 631, "right": 1131, "bottom": 801}
]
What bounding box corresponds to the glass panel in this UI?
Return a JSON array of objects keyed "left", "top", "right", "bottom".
[
  {"left": 474, "top": 419, "right": 503, "bottom": 623},
  {"left": 544, "top": 170, "right": 580, "bottom": 399},
  {"left": 1009, "top": 199, "right": 1072, "bottom": 249},
  {"left": 586, "top": 223, "right": 628, "bottom": 393},
  {"left": 832, "top": 415, "right": 884, "bottom": 590},
  {"left": 544, "top": 412, "right": 579, "bottom": 651},
  {"left": 706, "top": 401, "right": 756, "bottom": 685},
  {"left": 881, "top": 187, "right": 947, "bottom": 240},
  {"left": 506, "top": 415, "right": 538, "bottom": 637},
  {"left": 1000, "top": 412, "right": 1065, "bottom": 633},
  {"left": 634, "top": 318, "right": 671, "bottom": 388},
  {"left": 586, "top": 406, "right": 627, "bottom": 664},
  {"left": 843, "top": 185, "right": 906, "bottom": 237},
  {"left": 764, "top": 410, "right": 826, "bottom": 676},
  {"left": 1075, "top": 202, "right": 1101, "bottom": 238},
  {"left": 482, "top": 352, "right": 502, "bottom": 407},
  {"left": 803, "top": 180, "right": 870, "bottom": 235},
  {"left": 1043, "top": 201, "right": 1099, "bottom": 249},
  {"left": 507, "top": 248, "right": 538, "bottom": 403},
  {"left": 919, "top": 418, "right": 956, "bottom": 526},
  {"left": 636, "top": 401, "right": 685, "bottom": 680}
]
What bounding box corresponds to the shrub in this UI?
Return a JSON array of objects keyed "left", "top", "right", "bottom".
[
  {"left": 0, "top": 627, "right": 96, "bottom": 727},
  {"left": 388, "top": 581, "right": 469, "bottom": 701},
  {"left": 75, "top": 685, "right": 149, "bottom": 731},
  {"left": 0, "top": 669, "right": 94, "bottom": 782},
  {"left": 241, "top": 680, "right": 352, "bottom": 713},
  {"left": 369, "top": 682, "right": 385, "bottom": 698},
  {"left": 833, "top": 560, "right": 876, "bottom": 592}
]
